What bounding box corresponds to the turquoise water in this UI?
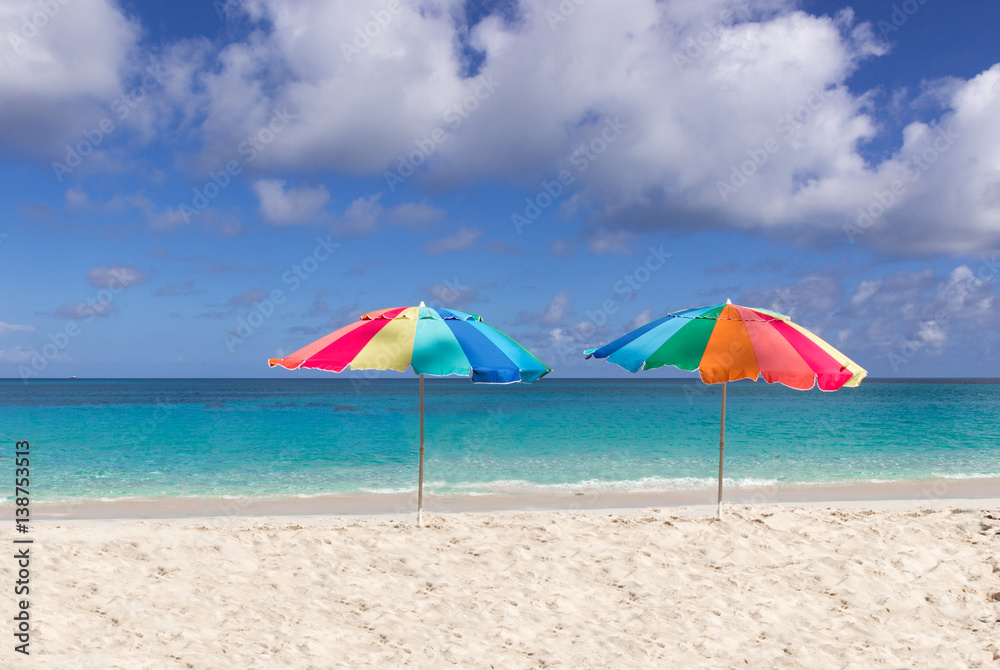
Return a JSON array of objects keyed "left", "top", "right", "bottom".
[{"left": 1, "top": 378, "right": 998, "bottom": 502}]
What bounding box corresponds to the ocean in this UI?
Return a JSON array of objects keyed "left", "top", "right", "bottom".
[{"left": 2, "top": 378, "right": 998, "bottom": 503}]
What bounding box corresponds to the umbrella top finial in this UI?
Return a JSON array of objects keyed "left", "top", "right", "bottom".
[
  {"left": 419, "top": 300, "right": 426, "bottom": 307},
  {"left": 726, "top": 298, "right": 732, "bottom": 305}
]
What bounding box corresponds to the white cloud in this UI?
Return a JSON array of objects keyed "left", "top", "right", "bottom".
[
  {"left": 588, "top": 230, "right": 633, "bottom": 255},
  {"left": 194, "top": 0, "right": 468, "bottom": 175},
  {"left": 0, "top": 346, "right": 54, "bottom": 364},
  {"left": 388, "top": 201, "right": 446, "bottom": 230},
  {"left": 87, "top": 264, "right": 147, "bottom": 288},
  {"left": 227, "top": 289, "right": 268, "bottom": 307},
  {"left": 65, "top": 188, "right": 89, "bottom": 209},
  {"left": 0, "top": 321, "right": 34, "bottom": 336},
  {"left": 253, "top": 179, "right": 330, "bottom": 225},
  {"left": 177, "top": 0, "right": 999, "bottom": 255},
  {"left": 5, "top": 0, "right": 996, "bottom": 255},
  {"left": 148, "top": 206, "right": 191, "bottom": 231},
  {"left": 844, "top": 65, "right": 1000, "bottom": 254},
  {"left": 427, "top": 280, "right": 480, "bottom": 311},
  {"left": 337, "top": 194, "right": 382, "bottom": 235},
  {"left": 747, "top": 261, "right": 1000, "bottom": 371},
  {"left": 0, "top": 0, "right": 140, "bottom": 157},
  {"left": 625, "top": 308, "right": 654, "bottom": 332},
  {"left": 424, "top": 225, "right": 482, "bottom": 253},
  {"left": 739, "top": 273, "right": 844, "bottom": 324},
  {"left": 539, "top": 290, "right": 572, "bottom": 327},
  {"left": 54, "top": 300, "right": 114, "bottom": 319}
]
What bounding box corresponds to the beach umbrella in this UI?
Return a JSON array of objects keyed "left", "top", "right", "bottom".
[
  {"left": 585, "top": 299, "right": 866, "bottom": 517},
  {"left": 269, "top": 302, "right": 550, "bottom": 525}
]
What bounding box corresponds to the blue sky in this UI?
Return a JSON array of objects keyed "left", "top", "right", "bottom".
[{"left": 1, "top": 0, "right": 998, "bottom": 379}]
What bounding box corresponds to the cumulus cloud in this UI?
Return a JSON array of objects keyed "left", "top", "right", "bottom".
[
  {"left": 303, "top": 288, "right": 330, "bottom": 317},
  {"left": 518, "top": 289, "right": 574, "bottom": 328},
  {"left": 625, "top": 308, "right": 655, "bottom": 332},
  {"left": 67, "top": 191, "right": 243, "bottom": 237},
  {"left": 388, "top": 201, "right": 446, "bottom": 230},
  {"left": 848, "top": 263, "right": 999, "bottom": 369},
  {"left": 6, "top": 0, "right": 998, "bottom": 255},
  {"left": 170, "top": 0, "right": 998, "bottom": 255},
  {"left": 0, "top": 0, "right": 141, "bottom": 157},
  {"left": 87, "top": 264, "right": 147, "bottom": 288},
  {"left": 65, "top": 188, "right": 89, "bottom": 209},
  {"left": 336, "top": 194, "right": 382, "bottom": 235},
  {"left": 739, "top": 273, "right": 845, "bottom": 326},
  {"left": 426, "top": 280, "right": 480, "bottom": 311},
  {"left": 53, "top": 300, "right": 115, "bottom": 319},
  {"left": 148, "top": 206, "right": 244, "bottom": 237},
  {"left": 424, "top": 225, "right": 482, "bottom": 253},
  {"left": 588, "top": 230, "right": 633, "bottom": 255},
  {"left": 226, "top": 289, "right": 268, "bottom": 307},
  {"left": 510, "top": 289, "right": 609, "bottom": 364},
  {"left": 841, "top": 65, "right": 1000, "bottom": 254},
  {"left": 0, "top": 346, "right": 41, "bottom": 364},
  {"left": 738, "top": 259, "right": 1000, "bottom": 371},
  {"left": 253, "top": 179, "right": 330, "bottom": 225},
  {"left": 0, "top": 321, "right": 35, "bottom": 336}
]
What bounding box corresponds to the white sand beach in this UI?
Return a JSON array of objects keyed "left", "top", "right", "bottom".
[{"left": 3, "top": 499, "right": 1000, "bottom": 668}]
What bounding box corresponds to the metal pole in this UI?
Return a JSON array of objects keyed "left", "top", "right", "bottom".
[
  {"left": 717, "top": 381, "right": 726, "bottom": 519},
  {"left": 417, "top": 374, "right": 425, "bottom": 527}
]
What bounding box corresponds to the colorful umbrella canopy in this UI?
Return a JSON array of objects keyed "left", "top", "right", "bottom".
[
  {"left": 586, "top": 300, "right": 866, "bottom": 390},
  {"left": 269, "top": 303, "right": 550, "bottom": 383},
  {"left": 585, "top": 300, "right": 866, "bottom": 516},
  {"left": 269, "top": 303, "right": 550, "bottom": 524}
]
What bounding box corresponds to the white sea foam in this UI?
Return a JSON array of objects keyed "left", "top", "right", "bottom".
[
  {"left": 441, "top": 476, "right": 781, "bottom": 495},
  {"left": 26, "top": 473, "right": 999, "bottom": 505},
  {"left": 359, "top": 487, "right": 417, "bottom": 495}
]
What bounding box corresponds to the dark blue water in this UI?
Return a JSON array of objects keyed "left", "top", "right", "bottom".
[{"left": 1, "top": 378, "right": 998, "bottom": 502}]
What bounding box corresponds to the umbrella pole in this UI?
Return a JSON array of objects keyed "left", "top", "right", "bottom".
[
  {"left": 717, "top": 381, "right": 726, "bottom": 519},
  {"left": 417, "top": 374, "right": 425, "bottom": 527}
]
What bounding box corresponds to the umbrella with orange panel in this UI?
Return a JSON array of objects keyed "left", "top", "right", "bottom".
[{"left": 586, "top": 299, "right": 866, "bottom": 517}]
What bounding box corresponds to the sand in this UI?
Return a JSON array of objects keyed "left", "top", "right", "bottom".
[
  {"left": 22, "top": 475, "right": 1000, "bottom": 520},
  {"left": 3, "top": 501, "right": 1000, "bottom": 669}
]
